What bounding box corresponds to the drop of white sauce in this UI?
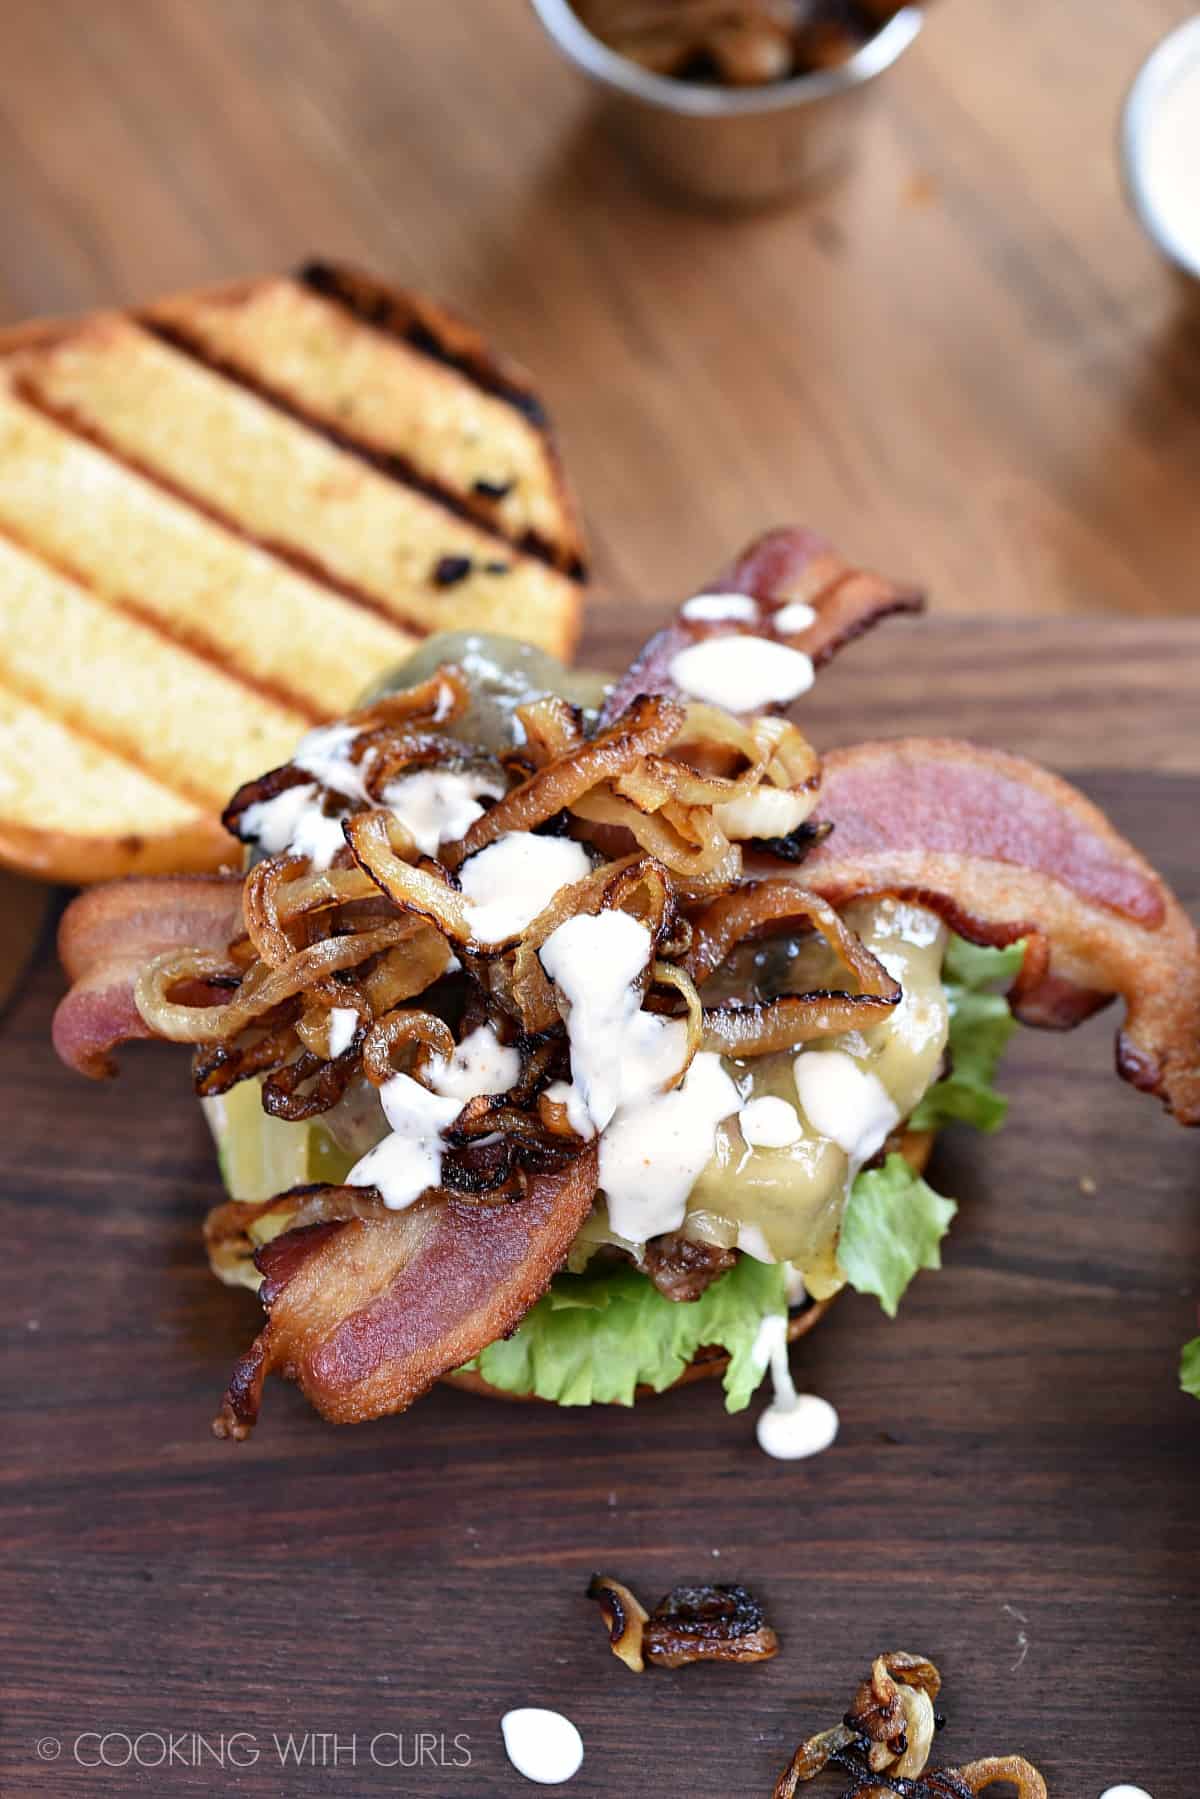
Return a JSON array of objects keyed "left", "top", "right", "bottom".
[
  {"left": 537, "top": 910, "right": 741, "bottom": 1241},
  {"left": 680, "top": 591, "right": 760, "bottom": 623},
  {"left": 772, "top": 600, "right": 818, "bottom": 635},
  {"left": 753, "top": 1313, "right": 839, "bottom": 1461},
  {"left": 458, "top": 832, "right": 591, "bottom": 945},
  {"left": 1098, "top": 1787, "right": 1154, "bottom": 1799},
  {"left": 739, "top": 1094, "right": 803, "bottom": 1148},
  {"left": 500, "top": 1709, "right": 584, "bottom": 1786},
  {"left": 344, "top": 1026, "right": 524, "bottom": 1209},
  {"left": 238, "top": 729, "right": 503, "bottom": 872},
  {"left": 668, "top": 634, "right": 815, "bottom": 713},
  {"left": 793, "top": 1049, "right": 899, "bottom": 1162},
  {"left": 327, "top": 1006, "right": 359, "bottom": 1059}
]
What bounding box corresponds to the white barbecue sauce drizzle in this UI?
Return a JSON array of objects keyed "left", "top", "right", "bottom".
[
  {"left": 669, "top": 634, "right": 815, "bottom": 711},
  {"left": 238, "top": 717, "right": 503, "bottom": 872},
  {"left": 752, "top": 1313, "right": 839, "bottom": 1461},
  {"left": 538, "top": 910, "right": 741, "bottom": 1242},
  {"left": 458, "top": 833, "right": 591, "bottom": 945},
  {"left": 772, "top": 600, "right": 818, "bottom": 635},
  {"left": 345, "top": 1073, "right": 463, "bottom": 1210},
  {"left": 426, "top": 1023, "right": 521, "bottom": 1101},
  {"left": 380, "top": 766, "right": 504, "bottom": 856},
  {"left": 680, "top": 592, "right": 760, "bottom": 622}
]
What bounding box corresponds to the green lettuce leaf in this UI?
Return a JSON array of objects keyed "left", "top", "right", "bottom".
[
  {"left": 837, "top": 1152, "right": 958, "bottom": 1318},
  {"left": 465, "top": 1255, "right": 788, "bottom": 1412},
  {"left": 1181, "top": 1336, "right": 1200, "bottom": 1400},
  {"left": 909, "top": 936, "right": 1024, "bottom": 1135}
]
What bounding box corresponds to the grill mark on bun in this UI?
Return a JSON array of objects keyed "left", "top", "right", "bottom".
[
  {"left": 298, "top": 260, "right": 548, "bottom": 425},
  {"left": 0, "top": 512, "right": 328, "bottom": 727},
  {"left": 141, "top": 314, "right": 579, "bottom": 578},
  {"left": 0, "top": 521, "right": 304, "bottom": 810},
  {"left": 10, "top": 371, "right": 439, "bottom": 643}
]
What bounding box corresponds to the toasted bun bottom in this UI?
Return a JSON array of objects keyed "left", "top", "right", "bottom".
[
  {"left": 0, "top": 816, "right": 236, "bottom": 886},
  {"left": 443, "top": 1128, "right": 935, "bottom": 1405}
]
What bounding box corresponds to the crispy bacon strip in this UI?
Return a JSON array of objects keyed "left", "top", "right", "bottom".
[
  {"left": 599, "top": 526, "right": 923, "bottom": 726},
  {"left": 53, "top": 875, "right": 243, "bottom": 1079},
  {"left": 788, "top": 739, "right": 1200, "bottom": 1125},
  {"left": 214, "top": 1146, "right": 599, "bottom": 1436}
]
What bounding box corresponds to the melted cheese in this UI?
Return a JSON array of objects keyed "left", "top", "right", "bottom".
[
  {"left": 458, "top": 832, "right": 591, "bottom": 945},
  {"left": 669, "top": 634, "right": 815, "bottom": 711}
]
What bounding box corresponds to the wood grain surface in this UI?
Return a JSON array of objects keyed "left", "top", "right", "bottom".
[
  {"left": 2, "top": 618, "right": 1197, "bottom": 1798},
  {"left": 2, "top": 0, "right": 1200, "bottom": 626}
]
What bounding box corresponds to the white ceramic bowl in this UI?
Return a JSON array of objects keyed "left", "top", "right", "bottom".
[{"left": 1121, "top": 14, "right": 1200, "bottom": 282}]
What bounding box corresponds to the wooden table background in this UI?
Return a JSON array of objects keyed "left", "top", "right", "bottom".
[
  {"left": 1, "top": 0, "right": 1199, "bottom": 620},
  {"left": 2, "top": 616, "right": 1199, "bottom": 1798}
]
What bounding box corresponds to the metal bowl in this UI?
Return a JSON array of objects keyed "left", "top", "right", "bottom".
[
  {"left": 1121, "top": 15, "right": 1200, "bottom": 282},
  {"left": 528, "top": 0, "right": 924, "bottom": 209}
]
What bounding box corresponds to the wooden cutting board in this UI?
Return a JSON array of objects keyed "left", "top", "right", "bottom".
[{"left": 1, "top": 617, "right": 1198, "bottom": 1798}]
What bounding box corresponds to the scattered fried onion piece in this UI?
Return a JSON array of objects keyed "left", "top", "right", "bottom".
[
  {"left": 846, "top": 1652, "right": 940, "bottom": 1778},
  {"left": 644, "top": 1583, "right": 779, "bottom": 1668},
  {"left": 586, "top": 1576, "right": 778, "bottom": 1672},
  {"left": 954, "top": 1757, "right": 1047, "bottom": 1797},
  {"left": 772, "top": 1651, "right": 1045, "bottom": 1799},
  {"left": 586, "top": 1575, "right": 649, "bottom": 1673}
]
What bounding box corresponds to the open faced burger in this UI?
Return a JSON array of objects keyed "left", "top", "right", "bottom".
[{"left": 52, "top": 528, "right": 1200, "bottom": 1437}]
